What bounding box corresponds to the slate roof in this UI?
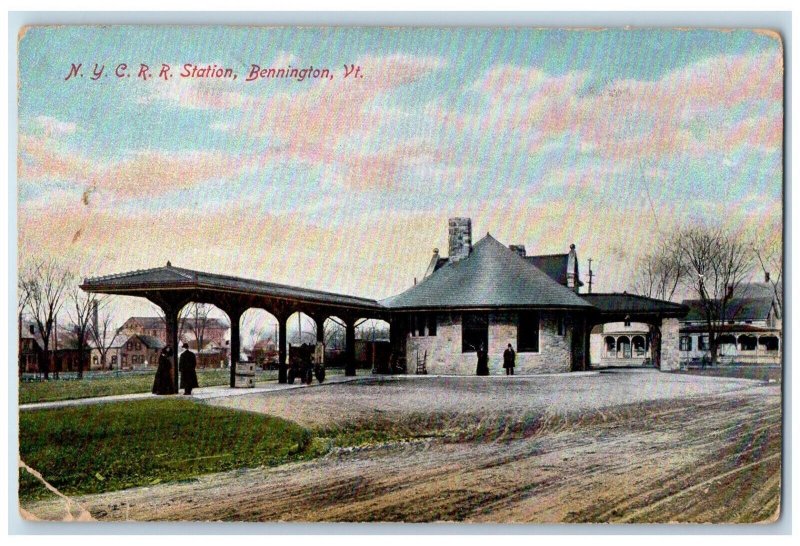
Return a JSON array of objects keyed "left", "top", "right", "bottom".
[
  {"left": 123, "top": 316, "right": 229, "bottom": 330},
  {"left": 20, "top": 321, "right": 44, "bottom": 350},
  {"left": 381, "top": 235, "right": 594, "bottom": 310},
  {"left": 88, "top": 332, "right": 128, "bottom": 350},
  {"left": 525, "top": 254, "right": 570, "bottom": 285},
  {"left": 435, "top": 252, "right": 584, "bottom": 287},
  {"left": 581, "top": 293, "right": 688, "bottom": 317},
  {"left": 136, "top": 334, "right": 166, "bottom": 350},
  {"left": 681, "top": 297, "right": 775, "bottom": 322},
  {"left": 82, "top": 264, "right": 383, "bottom": 311}
]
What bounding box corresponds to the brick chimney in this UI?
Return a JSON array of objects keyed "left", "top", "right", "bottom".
[
  {"left": 509, "top": 245, "right": 527, "bottom": 257},
  {"left": 448, "top": 217, "right": 472, "bottom": 262}
]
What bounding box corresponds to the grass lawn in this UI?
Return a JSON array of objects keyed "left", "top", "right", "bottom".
[
  {"left": 19, "top": 369, "right": 272, "bottom": 405},
  {"left": 19, "top": 398, "right": 324, "bottom": 501},
  {"left": 19, "top": 368, "right": 359, "bottom": 405}
]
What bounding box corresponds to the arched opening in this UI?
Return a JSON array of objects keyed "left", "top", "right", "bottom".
[
  {"left": 737, "top": 334, "right": 757, "bottom": 352},
  {"left": 759, "top": 336, "right": 779, "bottom": 352},
  {"left": 176, "top": 302, "right": 232, "bottom": 370},
  {"left": 241, "top": 308, "right": 279, "bottom": 371},
  {"left": 604, "top": 336, "right": 616, "bottom": 358},
  {"left": 632, "top": 335, "right": 647, "bottom": 357},
  {"left": 355, "top": 318, "right": 391, "bottom": 372},
  {"left": 617, "top": 336, "right": 631, "bottom": 359},
  {"left": 323, "top": 316, "right": 347, "bottom": 369},
  {"left": 717, "top": 334, "right": 737, "bottom": 357},
  {"left": 285, "top": 311, "right": 318, "bottom": 380}
]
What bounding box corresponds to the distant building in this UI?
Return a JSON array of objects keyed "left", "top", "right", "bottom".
[
  {"left": 119, "top": 316, "right": 229, "bottom": 347},
  {"left": 89, "top": 333, "right": 127, "bottom": 370},
  {"left": 19, "top": 321, "right": 44, "bottom": 374},
  {"left": 251, "top": 338, "right": 278, "bottom": 368},
  {"left": 184, "top": 339, "right": 229, "bottom": 368},
  {"left": 590, "top": 320, "right": 653, "bottom": 367},
  {"left": 679, "top": 282, "right": 782, "bottom": 366},
  {"left": 115, "top": 334, "right": 165, "bottom": 369}
]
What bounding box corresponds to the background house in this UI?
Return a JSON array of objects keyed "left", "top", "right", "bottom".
[
  {"left": 116, "top": 334, "right": 165, "bottom": 370},
  {"left": 679, "top": 282, "right": 781, "bottom": 365},
  {"left": 118, "top": 316, "right": 229, "bottom": 348}
]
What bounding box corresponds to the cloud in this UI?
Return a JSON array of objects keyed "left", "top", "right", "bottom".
[
  {"left": 461, "top": 51, "right": 783, "bottom": 159},
  {"left": 18, "top": 133, "right": 249, "bottom": 198},
  {"left": 35, "top": 115, "right": 78, "bottom": 136}
]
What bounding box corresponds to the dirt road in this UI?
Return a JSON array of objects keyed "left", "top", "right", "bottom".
[{"left": 22, "top": 372, "right": 781, "bottom": 523}]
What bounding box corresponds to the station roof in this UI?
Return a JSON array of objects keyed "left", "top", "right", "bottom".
[{"left": 381, "top": 235, "right": 594, "bottom": 311}]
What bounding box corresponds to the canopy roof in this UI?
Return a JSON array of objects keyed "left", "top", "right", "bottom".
[
  {"left": 581, "top": 293, "right": 688, "bottom": 318},
  {"left": 81, "top": 263, "right": 385, "bottom": 314}
]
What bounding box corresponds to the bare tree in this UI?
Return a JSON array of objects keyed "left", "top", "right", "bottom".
[
  {"left": 153, "top": 304, "right": 191, "bottom": 345},
  {"left": 18, "top": 272, "right": 33, "bottom": 376},
  {"left": 633, "top": 237, "right": 689, "bottom": 302},
  {"left": 676, "top": 225, "right": 754, "bottom": 365},
  {"left": 631, "top": 236, "right": 691, "bottom": 370},
  {"left": 65, "top": 286, "right": 106, "bottom": 378},
  {"left": 184, "top": 302, "right": 223, "bottom": 352},
  {"left": 322, "top": 317, "right": 346, "bottom": 350},
  {"left": 89, "top": 300, "right": 117, "bottom": 370},
  {"left": 750, "top": 224, "right": 783, "bottom": 316},
  {"left": 23, "top": 260, "right": 72, "bottom": 379}
]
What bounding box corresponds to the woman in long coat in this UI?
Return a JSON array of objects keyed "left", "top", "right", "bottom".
[
  {"left": 152, "top": 345, "right": 174, "bottom": 395},
  {"left": 476, "top": 345, "right": 490, "bottom": 376}
]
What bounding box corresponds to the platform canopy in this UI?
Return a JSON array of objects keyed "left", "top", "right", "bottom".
[
  {"left": 81, "top": 262, "right": 389, "bottom": 389},
  {"left": 80, "top": 262, "right": 387, "bottom": 319}
]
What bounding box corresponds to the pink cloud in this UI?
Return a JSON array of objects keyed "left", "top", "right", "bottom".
[
  {"left": 465, "top": 51, "right": 783, "bottom": 159},
  {"left": 19, "top": 134, "right": 250, "bottom": 198},
  {"left": 35, "top": 115, "right": 78, "bottom": 136}
]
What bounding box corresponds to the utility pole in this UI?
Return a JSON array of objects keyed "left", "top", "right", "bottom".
[{"left": 588, "top": 258, "right": 595, "bottom": 294}]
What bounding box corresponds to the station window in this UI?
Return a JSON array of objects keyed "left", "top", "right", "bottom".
[
  {"left": 427, "top": 314, "right": 437, "bottom": 336},
  {"left": 462, "top": 313, "right": 488, "bottom": 353},
  {"left": 415, "top": 314, "right": 426, "bottom": 337},
  {"left": 518, "top": 311, "right": 540, "bottom": 353},
  {"left": 679, "top": 336, "right": 692, "bottom": 352}
]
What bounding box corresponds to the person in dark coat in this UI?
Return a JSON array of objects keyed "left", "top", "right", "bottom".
[
  {"left": 503, "top": 344, "right": 516, "bottom": 375},
  {"left": 179, "top": 342, "right": 199, "bottom": 395},
  {"left": 476, "top": 344, "right": 490, "bottom": 376},
  {"left": 152, "top": 345, "right": 174, "bottom": 395}
]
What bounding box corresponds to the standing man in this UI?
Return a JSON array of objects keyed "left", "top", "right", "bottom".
[
  {"left": 503, "top": 344, "right": 516, "bottom": 376},
  {"left": 179, "top": 342, "right": 199, "bottom": 395}
]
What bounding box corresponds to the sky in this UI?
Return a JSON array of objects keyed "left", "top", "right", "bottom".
[{"left": 17, "top": 26, "right": 783, "bottom": 332}]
